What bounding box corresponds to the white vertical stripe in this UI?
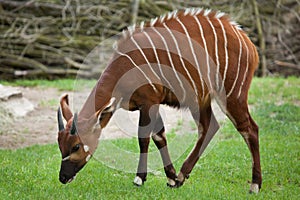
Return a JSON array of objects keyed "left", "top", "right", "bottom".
[
  {"left": 163, "top": 22, "right": 199, "bottom": 97},
  {"left": 193, "top": 15, "right": 211, "bottom": 96},
  {"left": 114, "top": 48, "right": 158, "bottom": 93},
  {"left": 237, "top": 31, "right": 249, "bottom": 98},
  {"left": 151, "top": 26, "right": 186, "bottom": 101},
  {"left": 226, "top": 24, "right": 243, "bottom": 97},
  {"left": 130, "top": 36, "right": 161, "bottom": 81},
  {"left": 176, "top": 17, "right": 205, "bottom": 100},
  {"left": 206, "top": 17, "right": 220, "bottom": 91},
  {"left": 142, "top": 31, "right": 175, "bottom": 92},
  {"left": 216, "top": 18, "right": 228, "bottom": 93}
]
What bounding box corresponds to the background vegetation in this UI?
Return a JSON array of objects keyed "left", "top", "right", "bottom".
[{"left": 0, "top": 0, "right": 299, "bottom": 79}]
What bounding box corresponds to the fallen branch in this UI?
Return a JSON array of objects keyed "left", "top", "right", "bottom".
[{"left": 274, "top": 60, "right": 300, "bottom": 70}]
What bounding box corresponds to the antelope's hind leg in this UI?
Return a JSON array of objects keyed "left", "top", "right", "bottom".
[
  {"left": 226, "top": 100, "right": 262, "bottom": 193},
  {"left": 151, "top": 113, "right": 177, "bottom": 187},
  {"left": 175, "top": 104, "right": 219, "bottom": 187}
]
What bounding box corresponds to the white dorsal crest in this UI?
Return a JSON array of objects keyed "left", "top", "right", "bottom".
[
  {"left": 216, "top": 11, "right": 225, "bottom": 18},
  {"left": 204, "top": 9, "right": 212, "bottom": 16},
  {"left": 167, "top": 12, "right": 173, "bottom": 20},
  {"left": 139, "top": 21, "right": 145, "bottom": 32},
  {"left": 195, "top": 8, "right": 203, "bottom": 15},
  {"left": 159, "top": 14, "right": 166, "bottom": 23},
  {"left": 119, "top": 7, "right": 240, "bottom": 41},
  {"left": 230, "top": 21, "right": 242, "bottom": 30},
  {"left": 127, "top": 24, "right": 136, "bottom": 36},
  {"left": 150, "top": 17, "right": 158, "bottom": 26},
  {"left": 184, "top": 8, "right": 191, "bottom": 16}
]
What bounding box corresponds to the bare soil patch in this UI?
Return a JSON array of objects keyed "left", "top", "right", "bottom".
[
  {"left": 0, "top": 86, "right": 225, "bottom": 149},
  {"left": 0, "top": 87, "right": 61, "bottom": 149}
]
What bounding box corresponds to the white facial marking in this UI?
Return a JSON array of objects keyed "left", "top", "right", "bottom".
[
  {"left": 133, "top": 176, "right": 143, "bottom": 186},
  {"left": 62, "top": 155, "right": 70, "bottom": 161},
  {"left": 86, "top": 154, "right": 91, "bottom": 162},
  {"left": 83, "top": 145, "right": 89, "bottom": 152}
]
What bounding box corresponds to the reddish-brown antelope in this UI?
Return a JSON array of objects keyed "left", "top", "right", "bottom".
[{"left": 57, "top": 8, "right": 261, "bottom": 193}]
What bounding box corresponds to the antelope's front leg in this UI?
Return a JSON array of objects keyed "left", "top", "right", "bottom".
[
  {"left": 151, "top": 113, "right": 177, "bottom": 187},
  {"left": 133, "top": 104, "right": 158, "bottom": 186}
]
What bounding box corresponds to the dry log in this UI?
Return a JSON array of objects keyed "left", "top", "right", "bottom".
[
  {"left": 275, "top": 60, "right": 300, "bottom": 70},
  {"left": 0, "top": 0, "right": 299, "bottom": 79}
]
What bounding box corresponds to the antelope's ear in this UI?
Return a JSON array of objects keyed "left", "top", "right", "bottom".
[{"left": 60, "top": 94, "right": 73, "bottom": 121}]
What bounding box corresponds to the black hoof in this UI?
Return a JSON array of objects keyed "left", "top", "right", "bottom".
[
  {"left": 133, "top": 182, "right": 143, "bottom": 187},
  {"left": 167, "top": 182, "right": 176, "bottom": 188},
  {"left": 175, "top": 180, "right": 184, "bottom": 187}
]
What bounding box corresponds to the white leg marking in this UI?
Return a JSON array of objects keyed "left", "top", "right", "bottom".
[
  {"left": 143, "top": 31, "right": 175, "bottom": 92},
  {"left": 114, "top": 48, "right": 158, "bottom": 93},
  {"left": 206, "top": 17, "right": 220, "bottom": 91},
  {"left": 167, "top": 178, "right": 176, "bottom": 187},
  {"left": 133, "top": 176, "right": 143, "bottom": 186},
  {"left": 152, "top": 26, "right": 186, "bottom": 101},
  {"left": 176, "top": 17, "right": 205, "bottom": 100},
  {"left": 130, "top": 36, "right": 161, "bottom": 82},
  {"left": 226, "top": 24, "right": 243, "bottom": 97},
  {"left": 216, "top": 18, "right": 228, "bottom": 93},
  {"left": 250, "top": 183, "right": 259, "bottom": 194},
  {"left": 176, "top": 171, "right": 185, "bottom": 182},
  {"left": 193, "top": 15, "right": 211, "bottom": 96},
  {"left": 163, "top": 22, "right": 199, "bottom": 97},
  {"left": 152, "top": 133, "right": 163, "bottom": 142}
]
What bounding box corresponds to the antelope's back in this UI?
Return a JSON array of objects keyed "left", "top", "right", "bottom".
[{"left": 112, "top": 8, "right": 258, "bottom": 102}]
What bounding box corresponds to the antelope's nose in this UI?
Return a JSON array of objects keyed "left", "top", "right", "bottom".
[{"left": 59, "top": 175, "right": 68, "bottom": 184}]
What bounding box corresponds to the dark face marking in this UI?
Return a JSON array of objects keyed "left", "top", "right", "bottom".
[{"left": 57, "top": 127, "right": 90, "bottom": 184}]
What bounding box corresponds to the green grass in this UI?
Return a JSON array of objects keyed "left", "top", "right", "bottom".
[
  {"left": 0, "top": 77, "right": 299, "bottom": 199},
  {"left": 0, "top": 78, "right": 97, "bottom": 91}
]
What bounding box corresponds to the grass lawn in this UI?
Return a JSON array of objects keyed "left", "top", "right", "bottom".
[{"left": 0, "top": 77, "right": 299, "bottom": 199}]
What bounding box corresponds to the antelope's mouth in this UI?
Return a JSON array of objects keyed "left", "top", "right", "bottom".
[
  {"left": 59, "top": 174, "right": 77, "bottom": 184},
  {"left": 67, "top": 175, "right": 76, "bottom": 183}
]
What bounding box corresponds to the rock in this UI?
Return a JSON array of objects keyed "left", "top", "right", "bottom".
[
  {"left": 0, "top": 84, "right": 34, "bottom": 117},
  {"left": 0, "top": 84, "right": 22, "bottom": 100}
]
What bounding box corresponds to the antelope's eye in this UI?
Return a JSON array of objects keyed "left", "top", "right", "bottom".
[{"left": 72, "top": 144, "right": 80, "bottom": 152}]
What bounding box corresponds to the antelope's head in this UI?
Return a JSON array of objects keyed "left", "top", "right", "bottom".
[{"left": 57, "top": 94, "right": 115, "bottom": 184}]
